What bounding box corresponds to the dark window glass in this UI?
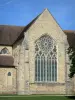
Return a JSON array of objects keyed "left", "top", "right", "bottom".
[
  {"left": 1, "top": 48, "right": 9, "bottom": 54},
  {"left": 8, "top": 72, "right": 11, "bottom": 76}
]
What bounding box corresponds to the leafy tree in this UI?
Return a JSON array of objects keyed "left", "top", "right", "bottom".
[{"left": 68, "top": 47, "right": 75, "bottom": 78}]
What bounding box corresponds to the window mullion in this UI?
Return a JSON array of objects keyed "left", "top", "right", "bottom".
[
  {"left": 54, "top": 58, "right": 55, "bottom": 82},
  {"left": 45, "top": 56, "right": 47, "bottom": 82},
  {"left": 47, "top": 56, "right": 49, "bottom": 82},
  {"left": 51, "top": 57, "right": 52, "bottom": 81},
  {"left": 37, "top": 55, "right": 38, "bottom": 82},
  {"left": 50, "top": 58, "right": 51, "bottom": 81},
  {"left": 43, "top": 56, "right": 44, "bottom": 82},
  {"left": 40, "top": 56, "right": 41, "bottom": 82}
]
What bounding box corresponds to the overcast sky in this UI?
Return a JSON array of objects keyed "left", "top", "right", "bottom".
[{"left": 0, "top": 0, "right": 75, "bottom": 30}]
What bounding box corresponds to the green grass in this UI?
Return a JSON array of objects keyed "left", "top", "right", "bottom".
[{"left": 0, "top": 95, "right": 75, "bottom": 100}]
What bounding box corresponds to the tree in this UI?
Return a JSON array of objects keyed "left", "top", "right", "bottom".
[{"left": 68, "top": 47, "right": 75, "bottom": 78}]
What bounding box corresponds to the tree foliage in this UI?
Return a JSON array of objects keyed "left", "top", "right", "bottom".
[{"left": 68, "top": 47, "right": 75, "bottom": 78}]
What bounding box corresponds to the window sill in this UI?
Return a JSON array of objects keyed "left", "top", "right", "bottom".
[{"left": 30, "top": 82, "right": 65, "bottom": 85}]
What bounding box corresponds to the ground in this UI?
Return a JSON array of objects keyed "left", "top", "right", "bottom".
[{"left": 0, "top": 95, "right": 75, "bottom": 100}]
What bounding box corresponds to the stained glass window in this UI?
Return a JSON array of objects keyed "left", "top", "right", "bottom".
[{"left": 35, "top": 35, "right": 57, "bottom": 82}]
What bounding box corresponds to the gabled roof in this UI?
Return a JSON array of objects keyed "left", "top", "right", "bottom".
[
  {"left": 0, "top": 14, "right": 40, "bottom": 46},
  {"left": 0, "top": 9, "right": 75, "bottom": 48}
]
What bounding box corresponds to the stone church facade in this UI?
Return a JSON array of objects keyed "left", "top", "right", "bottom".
[{"left": 0, "top": 9, "right": 75, "bottom": 95}]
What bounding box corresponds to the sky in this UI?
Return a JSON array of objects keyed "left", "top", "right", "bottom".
[{"left": 0, "top": 0, "right": 75, "bottom": 30}]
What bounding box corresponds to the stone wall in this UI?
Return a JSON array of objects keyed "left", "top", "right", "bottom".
[
  {"left": 13, "top": 37, "right": 30, "bottom": 94},
  {"left": 0, "top": 67, "right": 16, "bottom": 94},
  {"left": 29, "top": 83, "right": 66, "bottom": 94},
  {"left": 71, "top": 75, "right": 75, "bottom": 94}
]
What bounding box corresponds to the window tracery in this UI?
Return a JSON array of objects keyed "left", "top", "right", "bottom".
[{"left": 35, "top": 35, "right": 57, "bottom": 82}]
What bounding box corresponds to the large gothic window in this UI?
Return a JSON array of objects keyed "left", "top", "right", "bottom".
[{"left": 35, "top": 35, "right": 57, "bottom": 82}]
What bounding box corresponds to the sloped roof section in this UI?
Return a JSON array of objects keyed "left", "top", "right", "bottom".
[
  {"left": 0, "top": 55, "right": 14, "bottom": 67},
  {"left": 0, "top": 14, "right": 40, "bottom": 46},
  {"left": 64, "top": 30, "right": 75, "bottom": 48},
  {"left": 14, "top": 14, "right": 40, "bottom": 44},
  {"left": 0, "top": 25, "right": 25, "bottom": 45}
]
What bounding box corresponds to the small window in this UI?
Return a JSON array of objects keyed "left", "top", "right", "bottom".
[
  {"left": 1, "top": 47, "right": 9, "bottom": 54},
  {"left": 8, "top": 72, "right": 11, "bottom": 76}
]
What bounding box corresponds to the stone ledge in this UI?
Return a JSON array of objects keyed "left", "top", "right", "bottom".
[{"left": 30, "top": 82, "right": 65, "bottom": 86}]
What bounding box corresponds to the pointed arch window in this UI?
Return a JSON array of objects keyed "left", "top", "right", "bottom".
[
  {"left": 8, "top": 72, "right": 11, "bottom": 76},
  {"left": 35, "top": 35, "right": 57, "bottom": 82},
  {"left": 0, "top": 47, "right": 9, "bottom": 54}
]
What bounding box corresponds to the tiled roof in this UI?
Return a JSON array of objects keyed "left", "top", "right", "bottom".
[
  {"left": 0, "top": 55, "right": 14, "bottom": 67},
  {"left": 0, "top": 25, "right": 25, "bottom": 46},
  {"left": 64, "top": 30, "right": 75, "bottom": 48}
]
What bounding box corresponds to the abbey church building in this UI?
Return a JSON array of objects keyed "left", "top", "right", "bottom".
[{"left": 0, "top": 9, "right": 75, "bottom": 95}]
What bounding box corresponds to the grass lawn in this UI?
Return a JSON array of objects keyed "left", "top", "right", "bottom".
[{"left": 0, "top": 95, "right": 75, "bottom": 100}]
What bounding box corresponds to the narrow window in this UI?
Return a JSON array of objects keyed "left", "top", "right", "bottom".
[
  {"left": 7, "top": 72, "right": 12, "bottom": 86},
  {"left": 8, "top": 72, "right": 11, "bottom": 76}
]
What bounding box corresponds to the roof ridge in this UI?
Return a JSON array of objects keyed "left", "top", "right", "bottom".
[
  {"left": 0, "top": 25, "right": 25, "bottom": 27},
  {"left": 63, "top": 30, "right": 75, "bottom": 34}
]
